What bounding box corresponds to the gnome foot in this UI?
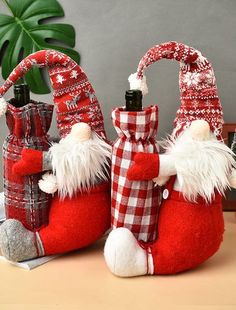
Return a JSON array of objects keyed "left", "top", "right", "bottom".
[
  {"left": 104, "top": 228, "right": 153, "bottom": 277},
  {"left": 0, "top": 219, "right": 44, "bottom": 262}
]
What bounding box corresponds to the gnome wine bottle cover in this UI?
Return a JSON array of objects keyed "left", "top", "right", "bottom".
[
  {"left": 1, "top": 82, "right": 53, "bottom": 231},
  {"left": 111, "top": 88, "right": 160, "bottom": 243}
]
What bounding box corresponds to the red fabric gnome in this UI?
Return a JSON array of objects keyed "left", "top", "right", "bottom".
[
  {"left": 0, "top": 50, "right": 111, "bottom": 262},
  {"left": 104, "top": 42, "right": 236, "bottom": 277}
]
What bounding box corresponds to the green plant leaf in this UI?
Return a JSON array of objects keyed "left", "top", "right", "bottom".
[{"left": 0, "top": 0, "right": 80, "bottom": 94}]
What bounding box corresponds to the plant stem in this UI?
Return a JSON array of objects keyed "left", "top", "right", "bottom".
[{"left": 2, "top": 0, "right": 14, "bottom": 16}]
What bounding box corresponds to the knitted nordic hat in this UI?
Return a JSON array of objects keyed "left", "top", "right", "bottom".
[
  {"left": 128, "top": 41, "right": 224, "bottom": 139},
  {"left": 0, "top": 50, "right": 106, "bottom": 139}
]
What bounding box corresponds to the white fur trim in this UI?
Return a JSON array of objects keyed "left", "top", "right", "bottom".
[
  {"left": 164, "top": 128, "right": 236, "bottom": 203},
  {"left": 49, "top": 132, "right": 111, "bottom": 199},
  {"left": 0, "top": 97, "right": 8, "bottom": 116},
  {"left": 128, "top": 73, "right": 148, "bottom": 95},
  {"left": 104, "top": 228, "right": 148, "bottom": 277},
  {"left": 38, "top": 173, "right": 58, "bottom": 194}
]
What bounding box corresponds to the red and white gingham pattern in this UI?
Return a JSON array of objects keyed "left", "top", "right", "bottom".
[
  {"left": 135, "top": 41, "right": 224, "bottom": 139},
  {"left": 3, "top": 101, "right": 53, "bottom": 231},
  {"left": 111, "top": 105, "right": 160, "bottom": 242}
]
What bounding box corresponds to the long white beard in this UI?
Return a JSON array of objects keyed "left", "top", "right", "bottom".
[
  {"left": 49, "top": 132, "right": 111, "bottom": 199},
  {"left": 165, "top": 129, "right": 236, "bottom": 203}
]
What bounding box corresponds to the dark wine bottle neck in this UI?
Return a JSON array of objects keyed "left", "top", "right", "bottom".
[
  {"left": 13, "top": 84, "right": 30, "bottom": 107},
  {"left": 125, "top": 90, "right": 143, "bottom": 111}
]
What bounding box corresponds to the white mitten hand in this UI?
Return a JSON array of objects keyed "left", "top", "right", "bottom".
[{"left": 38, "top": 173, "right": 58, "bottom": 194}]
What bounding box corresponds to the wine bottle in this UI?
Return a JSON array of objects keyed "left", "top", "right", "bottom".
[
  {"left": 13, "top": 84, "right": 30, "bottom": 107},
  {"left": 125, "top": 90, "right": 142, "bottom": 111}
]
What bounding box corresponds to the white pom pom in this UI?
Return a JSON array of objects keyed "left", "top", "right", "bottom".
[
  {"left": 128, "top": 73, "right": 148, "bottom": 95},
  {"left": 0, "top": 97, "right": 8, "bottom": 116},
  {"left": 38, "top": 173, "right": 58, "bottom": 194}
]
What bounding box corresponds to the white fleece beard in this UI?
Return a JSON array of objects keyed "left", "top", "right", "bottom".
[
  {"left": 49, "top": 132, "right": 111, "bottom": 199},
  {"left": 165, "top": 129, "right": 236, "bottom": 203}
]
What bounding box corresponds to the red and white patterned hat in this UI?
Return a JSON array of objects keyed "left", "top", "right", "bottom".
[
  {"left": 128, "top": 41, "right": 224, "bottom": 139},
  {"left": 0, "top": 50, "right": 106, "bottom": 139}
]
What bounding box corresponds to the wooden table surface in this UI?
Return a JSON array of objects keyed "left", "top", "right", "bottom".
[{"left": 0, "top": 212, "right": 235, "bottom": 310}]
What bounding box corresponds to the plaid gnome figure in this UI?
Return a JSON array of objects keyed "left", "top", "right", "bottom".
[
  {"left": 105, "top": 42, "right": 236, "bottom": 277},
  {"left": 0, "top": 50, "right": 111, "bottom": 262}
]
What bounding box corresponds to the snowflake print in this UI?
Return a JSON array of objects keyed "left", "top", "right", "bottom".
[
  {"left": 205, "top": 99, "right": 212, "bottom": 106},
  {"left": 192, "top": 100, "right": 199, "bottom": 109},
  {"left": 50, "top": 50, "right": 64, "bottom": 60},
  {"left": 56, "top": 74, "right": 65, "bottom": 84},
  {"left": 87, "top": 105, "right": 100, "bottom": 121},
  {"left": 183, "top": 72, "right": 200, "bottom": 87},
  {"left": 64, "top": 113, "right": 82, "bottom": 124}
]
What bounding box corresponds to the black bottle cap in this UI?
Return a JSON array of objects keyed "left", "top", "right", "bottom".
[
  {"left": 13, "top": 84, "right": 30, "bottom": 107},
  {"left": 14, "top": 84, "right": 30, "bottom": 95},
  {"left": 125, "top": 90, "right": 143, "bottom": 111},
  {"left": 125, "top": 90, "right": 142, "bottom": 101}
]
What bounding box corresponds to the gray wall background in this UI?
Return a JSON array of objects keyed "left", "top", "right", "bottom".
[{"left": 0, "top": 0, "right": 236, "bottom": 189}]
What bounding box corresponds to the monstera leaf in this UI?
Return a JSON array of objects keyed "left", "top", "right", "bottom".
[{"left": 0, "top": 0, "right": 80, "bottom": 94}]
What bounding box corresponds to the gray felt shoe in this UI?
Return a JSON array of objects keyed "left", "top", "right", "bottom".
[{"left": 0, "top": 219, "right": 44, "bottom": 262}]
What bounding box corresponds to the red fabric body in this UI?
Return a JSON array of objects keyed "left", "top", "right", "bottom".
[
  {"left": 3, "top": 101, "right": 53, "bottom": 231},
  {"left": 151, "top": 190, "right": 224, "bottom": 274},
  {"left": 111, "top": 106, "right": 160, "bottom": 243},
  {"left": 39, "top": 182, "right": 111, "bottom": 255}
]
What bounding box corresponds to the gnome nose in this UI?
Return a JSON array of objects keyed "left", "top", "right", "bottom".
[
  {"left": 70, "top": 122, "right": 92, "bottom": 142},
  {"left": 190, "top": 120, "right": 210, "bottom": 141}
]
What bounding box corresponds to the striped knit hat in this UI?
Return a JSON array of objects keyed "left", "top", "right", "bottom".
[
  {"left": 0, "top": 50, "right": 106, "bottom": 139},
  {"left": 128, "top": 41, "right": 224, "bottom": 139}
]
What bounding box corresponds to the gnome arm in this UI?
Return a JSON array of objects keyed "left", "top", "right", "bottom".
[
  {"left": 12, "top": 148, "right": 52, "bottom": 176},
  {"left": 127, "top": 153, "right": 176, "bottom": 182}
]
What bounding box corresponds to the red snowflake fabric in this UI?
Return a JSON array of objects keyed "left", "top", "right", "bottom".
[
  {"left": 135, "top": 41, "right": 224, "bottom": 139},
  {"left": 0, "top": 50, "right": 106, "bottom": 139},
  {"left": 111, "top": 106, "right": 160, "bottom": 243},
  {"left": 3, "top": 101, "right": 53, "bottom": 231}
]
